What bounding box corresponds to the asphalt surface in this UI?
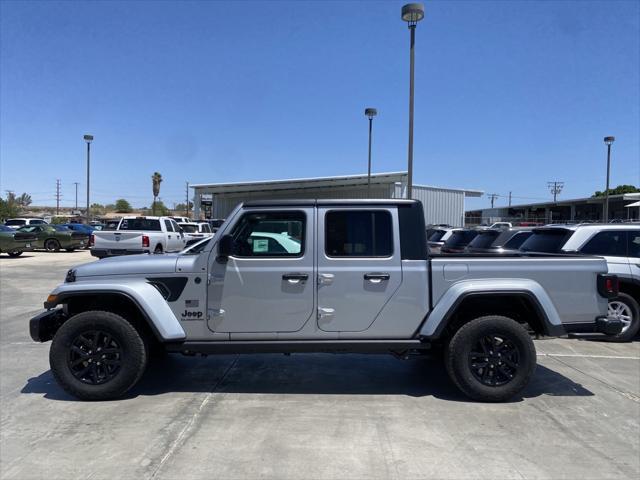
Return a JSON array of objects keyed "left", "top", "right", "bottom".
[{"left": 1, "top": 251, "right": 639, "bottom": 479}]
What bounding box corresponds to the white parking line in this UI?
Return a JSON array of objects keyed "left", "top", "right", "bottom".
[{"left": 538, "top": 353, "right": 640, "bottom": 360}]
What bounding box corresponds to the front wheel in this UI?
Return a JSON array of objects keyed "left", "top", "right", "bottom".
[
  {"left": 45, "top": 239, "right": 61, "bottom": 252},
  {"left": 445, "top": 315, "right": 536, "bottom": 402},
  {"left": 49, "top": 311, "right": 148, "bottom": 400},
  {"left": 607, "top": 293, "right": 640, "bottom": 342},
  {"left": 7, "top": 251, "right": 23, "bottom": 257}
]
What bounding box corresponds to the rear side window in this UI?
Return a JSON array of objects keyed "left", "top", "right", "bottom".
[
  {"left": 5, "top": 220, "right": 25, "bottom": 226},
  {"left": 31, "top": 219, "right": 45, "bottom": 225},
  {"left": 119, "top": 219, "right": 162, "bottom": 231},
  {"left": 231, "top": 211, "right": 305, "bottom": 257},
  {"left": 325, "top": 210, "right": 392, "bottom": 257},
  {"left": 520, "top": 230, "right": 573, "bottom": 253},
  {"left": 580, "top": 231, "right": 627, "bottom": 257},
  {"left": 428, "top": 230, "right": 446, "bottom": 242},
  {"left": 629, "top": 230, "right": 640, "bottom": 257},
  {"left": 444, "top": 230, "right": 478, "bottom": 247},
  {"left": 503, "top": 231, "right": 533, "bottom": 249},
  {"left": 468, "top": 230, "right": 500, "bottom": 249}
]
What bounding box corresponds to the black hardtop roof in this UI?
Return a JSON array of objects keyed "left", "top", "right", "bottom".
[{"left": 242, "top": 199, "right": 421, "bottom": 208}]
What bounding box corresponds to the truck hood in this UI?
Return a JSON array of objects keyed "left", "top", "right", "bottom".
[{"left": 74, "top": 253, "right": 180, "bottom": 277}]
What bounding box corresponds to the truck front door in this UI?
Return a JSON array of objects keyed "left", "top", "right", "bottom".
[
  {"left": 316, "top": 207, "right": 402, "bottom": 333},
  {"left": 207, "top": 208, "right": 315, "bottom": 333}
]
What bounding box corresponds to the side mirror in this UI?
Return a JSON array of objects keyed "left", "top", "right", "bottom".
[{"left": 217, "top": 234, "right": 234, "bottom": 262}]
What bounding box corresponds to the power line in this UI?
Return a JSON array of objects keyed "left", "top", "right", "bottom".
[{"left": 547, "top": 181, "right": 564, "bottom": 203}]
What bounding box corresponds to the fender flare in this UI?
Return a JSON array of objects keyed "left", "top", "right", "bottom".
[
  {"left": 45, "top": 282, "right": 186, "bottom": 342},
  {"left": 419, "top": 279, "right": 564, "bottom": 338}
]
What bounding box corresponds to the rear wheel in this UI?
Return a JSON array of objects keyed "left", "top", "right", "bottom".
[
  {"left": 607, "top": 293, "right": 640, "bottom": 342},
  {"left": 45, "top": 239, "right": 60, "bottom": 252},
  {"left": 65, "top": 248, "right": 75, "bottom": 252},
  {"left": 154, "top": 245, "right": 163, "bottom": 254},
  {"left": 7, "top": 251, "right": 23, "bottom": 257},
  {"left": 445, "top": 315, "right": 536, "bottom": 402},
  {"left": 49, "top": 310, "right": 148, "bottom": 400}
]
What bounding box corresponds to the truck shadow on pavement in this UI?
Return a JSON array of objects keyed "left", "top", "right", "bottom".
[{"left": 22, "top": 353, "right": 593, "bottom": 402}]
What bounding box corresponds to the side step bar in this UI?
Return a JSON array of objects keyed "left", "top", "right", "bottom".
[{"left": 165, "top": 339, "right": 429, "bottom": 355}]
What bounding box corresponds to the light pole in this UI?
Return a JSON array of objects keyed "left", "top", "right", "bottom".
[
  {"left": 83, "top": 134, "right": 93, "bottom": 224},
  {"left": 401, "top": 3, "right": 425, "bottom": 199},
  {"left": 365, "top": 108, "right": 377, "bottom": 197},
  {"left": 603, "top": 136, "right": 615, "bottom": 222}
]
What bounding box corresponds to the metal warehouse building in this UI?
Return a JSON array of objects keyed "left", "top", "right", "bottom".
[{"left": 191, "top": 172, "right": 482, "bottom": 227}]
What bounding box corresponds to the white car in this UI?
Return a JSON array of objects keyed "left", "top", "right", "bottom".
[
  {"left": 179, "top": 222, "right": 214, "bottom": 246},
  {"left": 520, "top": 223, "right": 640, "bottom": 341},
  {"left": 4, "top": 218, "right": 48, "bottom": 230}
]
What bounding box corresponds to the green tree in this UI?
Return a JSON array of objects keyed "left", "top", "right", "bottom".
[
  {"left": 593, "top": 185, "right": 639, "bottom": 197},
  {"left": 151, "top": 172, "right": 163, "bottom": 215},
  {"left": 153, "top": 200, "right": 170, "bottom": 216},
  {"left": 174, "top": 202, "right": 193, "bottom": 215},
  {"left": 91, "top": 203, "right": 106, "bottom": 215},
  {"left": 114, "top": 198, "right": 133, "bottom": 213},
  {"left": 16, "top": 193, "right": 32, "bottom": 207},
  {"left": 0, "top": 191, "right": 22, "bottom": 220},
  {"left": 50, "top": 216, "right": 67, "bottom": 225}
]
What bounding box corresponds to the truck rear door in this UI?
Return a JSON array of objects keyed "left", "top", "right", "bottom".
[{"left": 316, "top": 207, "right": 402, "bottom": 333}]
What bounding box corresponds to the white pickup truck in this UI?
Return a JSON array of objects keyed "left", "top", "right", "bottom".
[{"left": 90, "top": 216, "right": 186, "bottom": 258}]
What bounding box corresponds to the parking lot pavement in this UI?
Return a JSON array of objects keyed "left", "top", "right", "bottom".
[{"left": 1, "top": 252, "right": 639, "bottom": 480}]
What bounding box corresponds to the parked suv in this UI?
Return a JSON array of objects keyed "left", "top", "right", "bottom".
[
  {"left": 427, "top": 227, "right": 455, "bottom": 254},
  {"left": 440, "top": 229, "right": 479, "bottom": 253},
  {"left": 467, "top": 228, "right": 533, "bottom": 254},
  {"left": 520, "top": 224, "right": 640, "bottom": 341}
]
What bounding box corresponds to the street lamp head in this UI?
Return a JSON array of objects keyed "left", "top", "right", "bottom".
[
  {"left": 401, "top": 3, "right": 425, "bottom": 26},
  {"left": 83, "top": 134, "right": 94, "bottom": 143},
  {"left": 365, "top": 108, "right": 378, "bottom": 119},
  {"left": 604, "top": 136, "right": 615, "bottom": 145}
]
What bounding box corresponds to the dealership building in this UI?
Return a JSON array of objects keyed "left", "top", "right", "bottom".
[
  {"left": 191, "top": 172, "right": 483, "bottom": 227},
  {"left": 465, "top": 192, "right": 640, "bottom": 225}
]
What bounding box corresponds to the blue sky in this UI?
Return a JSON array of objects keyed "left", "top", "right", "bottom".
[{"left": 1, "top": 0, "right": 638, "bottom": 210}]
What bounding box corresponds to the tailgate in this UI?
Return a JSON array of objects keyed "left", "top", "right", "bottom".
[{"left": 93, "top": 231, "right": 145, "bottom": 249}]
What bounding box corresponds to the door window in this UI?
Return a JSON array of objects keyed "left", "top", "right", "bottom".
[
  {"left": 580, "top": 231, "right": 627, "bottom": 257},
  {"left": 325, "top": 210, "right": 392, "bottom": 257},
  {"left": 628, "top": 230, "right": 640, "bottom": 257},
  {"left": 230, "top": 211, "right": 305, "bottom": 257},
  {"left": 164, "top": 219, "right": 174, "bottom": 232}
]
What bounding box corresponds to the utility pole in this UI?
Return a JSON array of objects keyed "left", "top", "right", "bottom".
[
  {"left": 488, "top": 193, "right": 499, "bottom": 208},
  {"left": 185, "top": 181, "right": 190, "bottom": 218},
  {"left": 547, "top": 181, "right": 564, "bottom": 203},
  {"left": 73, "top": 182, "right": 79, "bottom": 210},
  {"left": 55, "top": 179, "right": 61, "bottom": 215},
  {"left": 508, "top": 191, "right": 512, "bottom": 207}
]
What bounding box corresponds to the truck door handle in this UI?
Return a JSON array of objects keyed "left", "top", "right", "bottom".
[
  {"left": 282, "top": 273, "right": 308, "bottom": 283},
  {"left": 364, "top": 273, "right": 390, "bottom": 283}
]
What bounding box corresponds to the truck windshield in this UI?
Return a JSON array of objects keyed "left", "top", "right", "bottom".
[
  {"left": 444, "top": 230, "right": 478, "bottom": 247},
  {"left": 467, "top": 230, "right": 500, "bottom": 248},
  {"left": 519, "top": 229, "right": 573, "bottom": 253},
  {"left": 119, "top": 219, "right": 161, "bottom": 231}
]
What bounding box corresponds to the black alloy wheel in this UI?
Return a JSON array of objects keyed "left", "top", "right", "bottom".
[
  {"left": 68, "top": 330, "right": 123, "bottom": 385},
  {"left": 468, "top": 334, "right": 520, "bottom": 387}
]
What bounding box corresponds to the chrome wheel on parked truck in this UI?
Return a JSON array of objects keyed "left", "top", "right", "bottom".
[{"left": 607, "top": 293, "right": 640, "bottom": 342}]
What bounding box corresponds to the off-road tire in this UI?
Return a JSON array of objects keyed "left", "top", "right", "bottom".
[
  {"left": 445, "top": 315, "right": 536, "bottom": 402},
  {"left": 608, "top": 293, "right": 640, "bottom": 342},
  {"left": 50, "top": 310, "right": 148, "bottom": 401},
  {"left": 45, "top": 239, "right": 61, "bottom": 252},
  {"left": 7, "top": 251, "right": 23, "bottom": 257}
]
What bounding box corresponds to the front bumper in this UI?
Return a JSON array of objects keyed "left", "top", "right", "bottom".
[
  {"left": 91, "top": 248, "right": 149, "bottom": 258},
  {"left": 29, "top": 309, "right": 67, "bottom": 342},
  {"left": 563, "top": 315, "right": 624, "bottom": 336}
]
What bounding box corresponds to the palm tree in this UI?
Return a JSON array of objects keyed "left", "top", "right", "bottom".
[{"left": 151, "top": 172, "right": 163, "bottom": 215}]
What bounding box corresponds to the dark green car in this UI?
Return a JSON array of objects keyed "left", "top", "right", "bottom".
[
  {"left": 0, "top": 225, "right": 36, "bottom": 257},
  {"left": 17, "top": 225, "right": 89, "bottom": 252}
]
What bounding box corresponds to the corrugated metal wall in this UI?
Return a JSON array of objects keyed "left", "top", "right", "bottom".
[
  {"left": 395, "top": 184, "right": 465, "bottom": 227},
  {"left": 211, "top": 184, "right": 394, "bottom": 218},
  {"left": 198, "top": 183, "right": 465, "bottom": 227}
]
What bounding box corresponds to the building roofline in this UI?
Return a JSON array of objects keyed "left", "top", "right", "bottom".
[{"left": 466, "top": 192, "right": 640, "bottom": 213}]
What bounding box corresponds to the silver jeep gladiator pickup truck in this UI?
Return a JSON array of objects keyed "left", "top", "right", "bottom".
[{"left": 30, "top": 200, "right": 622, "bottom": 402}]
